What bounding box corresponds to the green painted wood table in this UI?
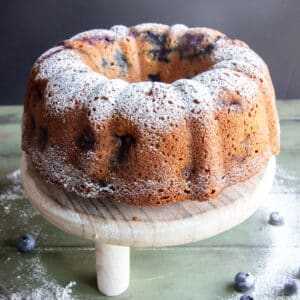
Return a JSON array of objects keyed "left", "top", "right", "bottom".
[{"left": 0, "top": 101, "right": 300, "bottom": 300}]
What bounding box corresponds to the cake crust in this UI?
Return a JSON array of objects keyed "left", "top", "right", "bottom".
[{"left": 22, "top": 23, "right": 280, "bottom": 206}]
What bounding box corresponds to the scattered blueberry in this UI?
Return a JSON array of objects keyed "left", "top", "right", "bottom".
[
  {"left": 269, "top": 211, "right": 284, "bottom": 226},
  {"left": 240, "top": 295, "right": 254, "bottom": 300},
  {"left": 16, "top": 233, "right": 36, "bottom": 253},
  {"left": 283, "top": 280, "right": 298, "bottom": 296},
  {"left": 234, "top": 272, "right": 255, "bottom": 292}
]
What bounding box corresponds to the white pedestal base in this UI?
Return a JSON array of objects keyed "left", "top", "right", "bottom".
[{"left": 95, "top": 242, "right": 130, "bottom": 296}]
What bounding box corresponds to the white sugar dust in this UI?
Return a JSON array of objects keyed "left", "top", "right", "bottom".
[{"left": 224, "top": 165, "right": 300, "bottom": 300}]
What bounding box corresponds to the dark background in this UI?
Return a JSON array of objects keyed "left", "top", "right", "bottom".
[{"left": 1, "top": 0, "right": 300, "bottom": 104}]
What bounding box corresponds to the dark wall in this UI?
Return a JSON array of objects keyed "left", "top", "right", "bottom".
[{"left": 1, "top": 0, "right": 300, "bottom": 104}]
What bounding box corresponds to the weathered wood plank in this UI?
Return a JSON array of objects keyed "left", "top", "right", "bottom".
[
  {"left": 276, "top": 151, "right": 300, "bottom": 193},
  {"left": 276, "top": 99, "right": 300, "bottom": 119},
  {"left": 280, "top": 120, "right": 300, "bottom": 150},
  {"left": 0, "top": 124, "right": 21, "bottom": 178},
  {"left": 0, "top": 106, "right": 23, "bottom": 124}
]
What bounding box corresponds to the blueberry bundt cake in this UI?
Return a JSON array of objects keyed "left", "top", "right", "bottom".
[{"left": 22, "top": 23, "right": 280, "bottom": 206}]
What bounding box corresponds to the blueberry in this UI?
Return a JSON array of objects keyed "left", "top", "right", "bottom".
[
  {"left": 115, "top": 50, "right": 129, "bottom": 76},
  {"left": 38, "top": 127, "right": 48, "bottom": 150},
  {"left": 114, "top": 134, "right": 135, "bottom": 162},
  {"left": 234, "top": 272, "right": 255, "bottom": 292},
  {"left": 269, "top": 211, "right": 284, "bottom": 226},
  {"left": 16, "top": 234, "right": 36, "bottom": 253},
  {"left": 76, "top": 126, "right": 96, "bottom": 151},
  {"left": 148, "top": 73, "right": 161, "bottom": 82},
  {"left": 204, "top": 43, "right": 215, "bottom": 54},
  {"left": 145, "top": 31, "right": 168, "bottom": 46},
  {"left": 240, "top": 295, "right": 254, "bottom": 300},
  {"left": 283, "top": 280, "right": 298, "bottom": 296}
]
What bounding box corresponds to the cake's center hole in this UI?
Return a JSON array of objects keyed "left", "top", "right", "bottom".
[{"left": 74, "top": 30, "right": 217, "bottom": 83}]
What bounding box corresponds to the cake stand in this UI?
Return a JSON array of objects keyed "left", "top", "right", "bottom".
[{"left": 20, "top": 152, "right": 276, "bottom": 296}]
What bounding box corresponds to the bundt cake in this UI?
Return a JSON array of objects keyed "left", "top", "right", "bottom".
[{"left": 22, "top": 23, "right": 280, "bottom": 206}]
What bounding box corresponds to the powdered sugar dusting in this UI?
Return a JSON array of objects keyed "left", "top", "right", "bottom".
[
  {"left": 70, "top": 28, "right": 116, "bottom": 41},
  {"left": 223, "top": 166, "right": 300, "bottom": 299},
  {"left": 36, "top": 47, "right": 92, "bottom": 79},
  {"left": 213, "top": 46, "right": 266, "bottom": 70},
  {"left": 0, "top": 169, "right": 25, "bottom": 202},
  {"left": 28, "top": 145, "right": 112, "bottom": 198},
  {"left": 212, "top": 45, "right": 273, "bottom": 96},
  {"left": 253, "top": 195, "right": 300, "bottom": 299},
  {"left": 213, "top": 59, "right": 265, "bottom": 80},
  {"left": 194, "top": 68, "right": 259, "bottom": 101},
  {"left": 132, "top": 23, "right": 169, "bottom": 33},
  {"left": 36, "top": 49, "right": 107, "bottom": 114},
  {"left": 0, "top": 169, "right": 78, "bottom": 299},
  {"left": 170, "top": 24, "right": 188, "bottom": 35},
  {"left": 193, "top": 68, "right": 259, "bottom": 101},
  {"left": 110, "top": 25, "right": 130, "bottom": 37},
  {"left": 173, "top": 78, "right": 216, "bottom": 116},
  {"left": 6, "top": 256, "right": 76, "bottom": 300},
  {"left": 0, "top": 169, "right": 38, "bottom": 231},
  {"left": 117, "top": 81, "right": 186, "bottom": 132},
  {"left": 86, "top": 78, "right": 128, "bottom": 124}
]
